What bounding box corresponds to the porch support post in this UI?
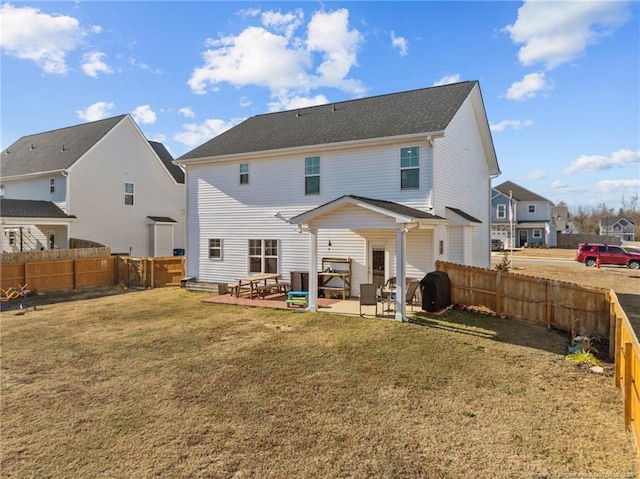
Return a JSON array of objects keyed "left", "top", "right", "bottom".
[
  {"left": 308, "top": 227, "right": 318, "bottom": 312},
  {"left": 395, "top": 226, "right": 407, "bottom": 321}
]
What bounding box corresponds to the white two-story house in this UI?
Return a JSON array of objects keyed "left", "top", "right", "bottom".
[
  {"left": 176, "top": 81, "right": 500, "bottom": 319},
  {"left": 1, "top": 114, "right": 185, "bottom": 256},
  {"left": 491, "top": 181, "right": 556, "bottom": 248}
]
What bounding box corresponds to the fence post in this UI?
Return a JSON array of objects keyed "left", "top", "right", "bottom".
[
  {"left": 624, "top": 341, "right": 633, "bottom": 429},
  {"left": 495, "top": 271, "right": 501, "bottom": 317},
  {"left": 545, "top": 281, "right": 552, "bottom": 330},
  {"left": 73, "top": 259, "right": 77, "bottom": 289},
  {"left": 616, "top": 316, "right": 622, "bottom": 388}
]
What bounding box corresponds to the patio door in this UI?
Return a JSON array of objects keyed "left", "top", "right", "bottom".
[{"left": 371, "top": 247, "right": 385, "bottom": 288}]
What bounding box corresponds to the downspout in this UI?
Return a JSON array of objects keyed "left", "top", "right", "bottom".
[{"left": 61, "top": 170, "right": 70, "bottom": 247}]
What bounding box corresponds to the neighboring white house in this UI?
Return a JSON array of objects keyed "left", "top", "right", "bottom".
[
  {"left": 176, "top": 81, "right": 500, "bottom": 320},
  {"left": 491, "top": 181, "right": 557, "bottom": 248},
  {"left": 1, "top": 115, "right": 185, "bottom": 256}
]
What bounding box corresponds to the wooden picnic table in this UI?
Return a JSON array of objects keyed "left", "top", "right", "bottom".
[{"left": 235, "top": 273, "right": 282, "bottom": 299}]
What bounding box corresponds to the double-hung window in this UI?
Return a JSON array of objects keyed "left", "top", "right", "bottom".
[
  {"left": 497, "top": 204, "right": 506, "bottom": 219},
  {"left": 400, "top": 147, "right": 419, "bottom": 190},
  {"left": 49, "top": 178, "right": 55, "bottom": 194},
  {"left": 124, "top": 182, "right": 134, "bottom": 205},
  {"left": 528, "top": 205, "right": 536, "bottom": 214},
  {"left": 209, "top": 239, "right": 222, "bottom": 259},
  {"left": 248, "top": 239, "right": 278, "bottom": 273},
  {"left": 240, "top": 163, "right": 249, "bottom": 185},
  {"left": 305, "top": 156, "right": 320, "bottom": 195}
]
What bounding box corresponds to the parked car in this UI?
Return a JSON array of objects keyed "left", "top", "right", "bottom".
[
  {"left": 575, "top": 243, "right": 640, "bottom": 269},
  {"left": 491, "top": 239, "right": 504, "bottom": 251}
]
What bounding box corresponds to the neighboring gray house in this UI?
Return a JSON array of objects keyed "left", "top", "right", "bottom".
[
  {"left": 1, "top": 115, "right": 185, "bottom": 256},
  {"left": 600, "top": 216, "right": 636, "bottom": 242},
  {"left": 176, "top": 81, "right": 500, "bottom": 320},
  {"left": 492, "top": 181, "right": 556, "bottom": 248}
]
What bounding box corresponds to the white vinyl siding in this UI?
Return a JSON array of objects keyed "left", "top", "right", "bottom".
[
  {"left": 432, "top": 88, "right": 492, "bottom": 268},
  {"left": 65, "top": 117, "right": 185, "bottom": 256}
]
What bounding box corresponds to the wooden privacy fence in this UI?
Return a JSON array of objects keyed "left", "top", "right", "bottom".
[
  {"left": 1, "top": 256, "right": 184, "bottom": 292},
  {"left": 436, "top": 261, "right": 611, "bottom": 342},
  {"left": 612, "top": 291, "right": 640, "bottom": 459},
  {"left": 1, "top": 257, "right": 116, "bottom": 292},
  {"left": 1, "top": 247, "right": 111, "bottom": 264},
  {"left": 117, "top": 256, "right": 184, "bottom": 289}
]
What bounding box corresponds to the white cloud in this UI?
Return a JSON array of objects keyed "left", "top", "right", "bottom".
[
  {"left": 77, "top": 101, "right": 115, "bottom": 121},
  {"left": 596, "top": 179, "right": 640, "bottom": 193},
  {"left": 527, "top": 169, "right": 547, "bottom": 180},
  {"left": 261, "top": 9, "right": 304, "bottom": 39},
  {"left": 179, "top": 107, "right": 195, "bottom": 118},
  {"left": 187, "top": 8, "right": 364, "bottom": 106},
  {"left": 506, "top": 72, "right": 551, "bottom": 101},
  {"left": 564, "top": 148, "right": 640, "bottom": 175},
  {"left": 490, "top": 119, "right": 533, "bottom": 133},
  {"left": 390, "top": 31, "right": 408, "bottom": 56},
  {"left": 81, "top": 51, "right": 113, "bottom": 78},
  {"left": 504, "top": 0, "right": 629, "bottom": 69},
  {"left": 174, "top": 118, "right": 240, "bottom": 147},
  {"left": 551, "top": 180, "right": 568, "bottom": 189},
  {"left": 129, "top": 57, "right": 162, "bottom": 74},
  {"left": 267, "top": 94, "right": 329, "bottom": 112},
  {"left": 433, "top": 74, "right": 461, "bottom": 87},
  {"left": 0, "top": 3, "right": 86, "bottom": 74},
  {"left": 132, "top": 105, "right": 157, "bottom": 124}
]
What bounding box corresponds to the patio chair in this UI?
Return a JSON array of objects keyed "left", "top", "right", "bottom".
[
  {"left": 406, "top": 280, "right": 421, "bottom": 311},
  {"left": 359, "top": 283, "right": 379, "bottom": 316}
]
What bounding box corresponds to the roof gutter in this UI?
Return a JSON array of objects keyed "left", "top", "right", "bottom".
[
  {"left": 0, "top": 169, "right": 68, "bottom": 182},
  {"left": 174, "top": 130, "right": 446, "bottom": 167}
]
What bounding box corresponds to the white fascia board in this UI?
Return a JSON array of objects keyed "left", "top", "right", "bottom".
[
  {"left": 1, "top": 169, "right": 67, "bottom": 182},
  {"left": 175, "top": 131, "right": 446, "bottom": 167},
  {"left": 1, "top": 217, "right": 76, "bottom": 225}
]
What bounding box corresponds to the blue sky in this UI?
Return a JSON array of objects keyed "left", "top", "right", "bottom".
[{"left": 1, "top": 1, "right": 638, "bottom": 211}]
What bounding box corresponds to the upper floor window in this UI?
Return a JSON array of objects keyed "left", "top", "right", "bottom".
[
  {"left": 0, "top": 184, "right": 4, "bottom": 197},
  {"left": 528, "top": 204, "right": 535, "bottom": 214},
  {"left": 124, "top": 182, "right": 134, "bottom": 205},
  {"left": 248, "top": 239, "right": 278, "bottom": 273},
  {"left": 209, "top": 239, "right": 222, "bottom": 259},
  {"left": 497, "top": 204, "right": 506, "bottom": 219},
  {"left": 49, "top": 178, "right": 55, "bottom": 194},
  {"left": 400, "top": 147, "right": 419, "bottom": 190},
  {"left": 305, "top": 157, "right": 320, "bottom": 195},
  {"left": 240, "top": 163, "right": 249, "bottom": 185}
]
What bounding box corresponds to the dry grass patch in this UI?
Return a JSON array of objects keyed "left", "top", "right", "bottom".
[{"left": 1, "top": 288, "right": 636, "bottom": 478}]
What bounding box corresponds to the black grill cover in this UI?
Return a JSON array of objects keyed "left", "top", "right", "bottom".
[{"left": 420, "top": 271, "right": 451, "bottom": 312}]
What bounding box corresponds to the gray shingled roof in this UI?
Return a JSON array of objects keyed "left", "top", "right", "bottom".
[
  {"left": 446, "top": 207, "right": 481, "bottom": 223},
  {"left": 1, "top": 115, "right": 127, "bottom": 177},
  {"left": 180, "top": 81, "right": 478, "bottom": 160},
  {"left": 149, "top": 141, "right": 184, "bottom": 184},
  {"left": 494, "top": 180, "right": 552, "bottom": 204},
  {"left": 0, "top": 198, "right": 76, "bottom": 218},
  {"left": 290, "top": 194, "right": 445, "bottom": 223}
]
